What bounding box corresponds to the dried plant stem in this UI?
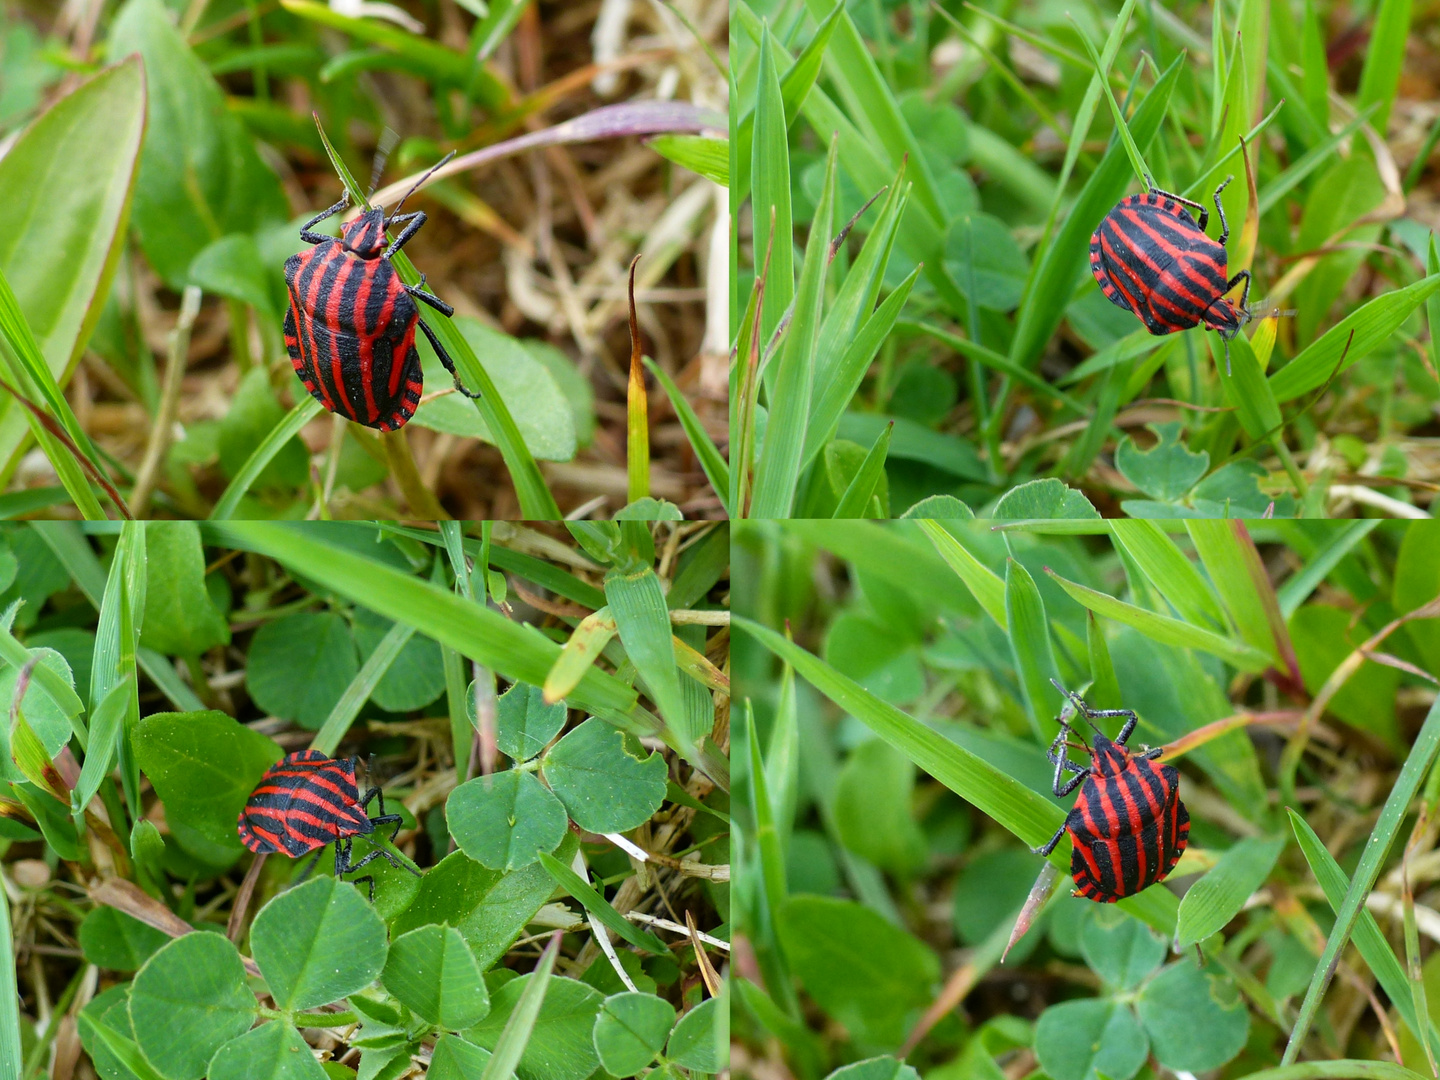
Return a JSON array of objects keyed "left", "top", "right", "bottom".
[{"left": 131, "top": 286, "right": 201, "bottom": 518}]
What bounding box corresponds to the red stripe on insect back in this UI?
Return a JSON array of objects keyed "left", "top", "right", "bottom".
[
  {"left": 302, "top": 249, "right": 342, "bottom": 415},
  {"left": 326, "top": 257, "right": 359, "bottom": 420},
  {"left": 1100, "top": 234, "right": 1198, "bottom": 330},
  {"left": 353, "top": 266, "right": 381, "bottom": 424},
  {"left": 382, "top": 278, "right": 409, "bottom": 400},
  {"left": 257, "top": 762, "right": 356, "bottom": 796},
  {"left": 1113, "top": 209, "right": 1216, "bottom": 311}
]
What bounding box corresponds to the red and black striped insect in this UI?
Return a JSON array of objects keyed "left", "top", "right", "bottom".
[
  {"left": 1032, "top": 681, "right": 1189, "bottom": 903},
  {"left": 284, "top": 148, "right": 480, "bottom": 431},
  {"left": 1090, "top": 175, "right": 1254, "bottom": 373},
  {"left": 237, "top": 750, "right": 420, "bottom": 900}
]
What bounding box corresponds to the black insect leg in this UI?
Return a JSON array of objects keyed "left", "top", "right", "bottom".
[
  {"left": 1212, "top": 176, "right": 1235, "bottom": 246},
  {"left": 1032, "top": 823, "right": 1068, "bottom": 858},
  {"left": 300, "top": 196, "right": 350, "bottom": 244},
  {"left": 1144, "top": 172, "right": 1210, "bottom": 231},
  {"left": 1047, "top": 677, "right": 1143, "bottom": 745},
  {"left": 1227, "top": 269, "right": 1252, "bottom": 311},
  {"left": 405, "top": 277, "right": 455, "bottom": 317},
  {"left": 416, "top": 318, "right": 482, "bottom": 399},
  {"left": 381, "top": 211, "right": 428, "bottom": 259}
]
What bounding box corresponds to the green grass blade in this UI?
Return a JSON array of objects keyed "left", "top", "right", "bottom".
[
  {"left": 1257, "top": 105, "right": 1378, "bottom": 215},
  {"left": 72, "top": 674, "right": 134, "bottom": 815},
  {"left": 1270, "top": 273, "right": 1440, "bottom": 401},
  {"left": 1275, "top": 522, "right": 1381, "bottom": 619},
  {"left": 604, "top": 564, "right": 687, "bottom": 753},
  {"left": 1283, "top": 695, "right": 1440, "bottom": 1062},
  {"left": 1186, "top": 522, "right": 1297, "bottom": 679},
  {"left": 831, "top": 421, "right": 891, "bottom": 518},
  {"left": 1108, "top": 521, "right": 1228, "bottom": 632},
  {"left": 311, "top": 620, "right": 415, "bottom": 757},
  {"left": 479, "top": 932, "right": 561, "bottom": 1080},
  {"left": 751, "top": 134, "right": 836, "bottom": 517},
  {"left": 1005, "top": 559, "right": 1061, "bottom": 741},
  {"left": 802, "top": 263, "right": 917, "bottom": 467},
  {"left": 1288, "top": 809, "right": 1440, "bottom": 1055},
  {"left": 208, "top": 397, "right": 322, "bottom": 520},
  {"left": 1045, "top": 568, "right": 1273, "bottom": 672},
  {"left": 536, "top": 851, "right": 668, "bottom": 953},
  {"left": 734, "top": 614, "right": 1179, "bottom": 936},
  {"left": 1356, "top": 0, "right": 1413, "bottom": 135},
  {"left": 916, "top": 521, "right": 1006, "bottom": 628},
  {"left": 751, "top": 22, "right": 793, "bottom": 352},
  {"left": 1069, "top": 13, "right": 1151, "bottom": 187},
  {"left": 1175, "top": 835, "right": 1286, "bottom": 949},
  {"left": 642, "top": 357, "right": 728, "bottom": 514},
  {"left": 0, "top": 858, "right": 21, "bottom": 1079}
]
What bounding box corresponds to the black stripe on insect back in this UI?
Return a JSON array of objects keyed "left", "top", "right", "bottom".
[
  {"left": 314, "top": 254, "right": 360, "bottom": 420},
  {"left": 1109, "top": 211, "right": 1221, "bottom": 309}
]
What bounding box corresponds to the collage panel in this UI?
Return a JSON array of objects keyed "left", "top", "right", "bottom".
[
  {"left": 0, "top": 0, "right": 726, "bottom": 521},
  {"left": 733, "top": 0, "right": 1440, "bottom": 519},
  {"left": 734, "top": 520, "right": 1440, "bottom": 1073},
  {"left": 0, "top": 518, "right": 728, "bottom": 1078}
]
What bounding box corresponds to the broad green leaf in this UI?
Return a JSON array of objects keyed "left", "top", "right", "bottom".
[
  {"left": 0, "top": 59, "right": 144, "bottom": 484},
  {"left": 833, "top": 738, "right": 927, "bottom": 876},
  {"left": 139, "top": 523, "right": 230, "bottom": 657},
  {"left": 542, "top": 718, "right": 668, "bottom": 834},
  {"left": 1136, "top": 962, "right": 1250, "bottom": 1071},
  {"left": 592, "top": 992, "right": 676, "bottom": 1076},
  {"left": 496, "top": 681, "right": 567, "bottom": 762},
  {"left": 431, "top": 1034, "right": 494, "bottom": 1080},
  {"left": 1176, "top": 835, "right": 1287, "bottom": 949},
  {"left": 413, "top": 318, "right": 578, "bottom": 462},
  {"left": 246, "top": 612, "right": 360, "bottom": 730},
  {"left": 993, "top": 479, "right": 1100, "bottom": 520},
  {"left": 1045, "top": 570, "right": 1272, "bottom": 672},
  {"left": 665, "top": 996, "right": 726, "bottom": 1072},
  {"left": 131, "top": 710, "right": 280, "bottom": 862},
  {"left": 250, "top": 877, "right": 388, "bottom": 1012},
  {"left": 466, "top": 972, "right": 603, "bottom": 1080},
  {"left": 1080, "top": 908, "right": 1167, "bottom": 990},
  {"left": 381, "top": 925, "right": 490, "bottom": 1030},
  {"left": 776, "top": 895, "right": 936, "bottom": 1049},
  {"left": 1115, "top": 423, "right": 1208, "bottom": 503},
  {"left": 448, "top": 769, "right": 569, "bottom": 870},
  {"left": 1034, "top": 999, "right": 1148, "bottom": 1080},
  {"left": 77, "top": 905, "right": 170, "bottom": 972},
  {"left": 0, "top": 648, "right": 75, "bottom": 783},
  {"left": 208, "top": 1021, "right": 328, "bottom": 1080},
  {"left": 390, "top": 839, "right": 578, "bottom": 972},
  {"left": 128, "top": 932, "right": 256, "bottom": 1080},
  {"left": 108, "top": 0, "right": 288, "bottom": 288}
]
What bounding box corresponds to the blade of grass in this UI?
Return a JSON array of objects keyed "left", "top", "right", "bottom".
[
  {"left": 1109, "top": 521, "right": 1229, "bottom": 632},
  {"left": 1270, "top": 273, "right": 1440, "bottom": 400},
  {"left": 604, "top": 564, "right": 689, "bottom": 756},
  {"left": 72, "top": 675, "right": 134, "bottom": 816},
  {"left": 735, "top": 614, "right": 1179, "bottom": 936},
  {"left": 751, "top": 22, "right": 793, "bottom": 354},
  {"left": 783, "top": 520, "right": 976, "bottom": 613},
  {"left": 478, "top": 931, "right": 561, "bottom": 1080},
  {"left": 314, "top": 118, "right": 560, "bottom": 519},
  {"left": 1356, "top": 0, "right": 1413, "bottom": 135},
  {"left": 536, "top": 852, "right": 668, "bottom": 953},
  {"left": 832, "top": 421, "right": 891, "bottom": 518},
  {"left": 1282, "top": 695, "right": 1440, "bottom": 1062},
  {"left": 0, "top": 863, "right": 19, "bottom": 1080},
  {"left": 1005, "top": 559, "right": 1061, "bottom": 742},
  {"left": 310, "top": 620, "right": 415, "bottom": 757},
  {"left": 642, "top": 358, "right": 728, "bottom": 515},
  {"left": 751, "top": 134, "right": 837, "bottom": 517},
  {"left": 90, "top": 522, "right": 144, "bottom": 818},
  {"left": 208, "top": 397, "right": 323, "bottom": 520},
  {"left": 1288, "top": 809, "right": 1440, "bottom": 1059},
  {"left": 625, "top": 257, "right": 649, "bottom": 504},
  {"left": 1258, "top": 105, "right": 1378, "bottom": 214},
  {"left": 1044, "top": 567, "right": 1273, "bottom": 672},
  {"left": 1186, "top": 521, "right": 1300, "bottom": 684},
  {"left": 1068, "top": 13, "right": 1152, "bottom": 187},
  {"left": 1275, "top": 522, "right": 1380, "bottom": 619}
]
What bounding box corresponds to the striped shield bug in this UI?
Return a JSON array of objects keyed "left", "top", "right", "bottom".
[
  {"left": 1031, "top": 681, "right": 1189, "bottom": 903},
  {"left": 1089, "top": 175, "right": 1255, "bottom": 374},
  {"left": 237, "top": 749, "right": 420, "bottom": 900},
  {"left": 283, "top": 147, "right": 480, "bottom": 431}
]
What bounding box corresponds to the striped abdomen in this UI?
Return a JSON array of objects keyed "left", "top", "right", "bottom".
[
  {"left": 1065, "top": 757, "right": 1189, "bottom": 902},
  {"left": 1090, "top": 192, "right": 1229, "bottom": 336},
  {"left": 237, "top": 749, "right": 373, "bottom": 858},
  {"left": 283, "top": 242, "right": 425, "bottom": 432}
]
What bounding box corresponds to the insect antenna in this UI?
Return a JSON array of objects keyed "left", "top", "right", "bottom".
[
  {"left": 367, "top": 129, "right": 400, "bottom": 201},
  {"left": 385, "top": 150, "right": 458, "bottom": 223}
]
